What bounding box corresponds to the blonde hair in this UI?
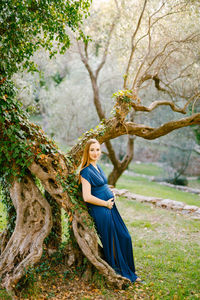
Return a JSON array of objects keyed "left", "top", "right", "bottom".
[{"left": 78, "top": 139, "right": 100, "bottom": 183}]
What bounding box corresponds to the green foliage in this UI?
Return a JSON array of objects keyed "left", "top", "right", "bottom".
[
  {"left": 0, "top": 93, "right": 58, "bottom": 182},
  {"left": 0, "top": 103, "right": 30, "bottom": 179},
  {"left": 0, "top": 0, "right": 92, "bottom": 79},
  {"left": 16, "top": 266, "right": 38, "bottom": 292},
  {"left": 15, "top": 242, "right": 75, "bottom": 295},
  {"left": 0, "top": 0, "right": 93, "bottom": 252},
  {"left": 112, "top": 89, "right": 133, "bottom": 103},
  {"left": 89, "top": 269, "right": 107, "bottom": 289},
  {"left": 56, "top": 169, "right": 94, "bottom": 229},
  {"left": 0, "top": 178, "right": 16, "bottom": 234},
  {"left": 52, "top": 72, "right": 64, "bottom": 85},
  {"left": 0, "top": 0, "right": 92, "bottom": 182},
  {"left": 0, "top": 91, "right": 61, "bottom": 232},
  {"left": 15, "top": 249, "right": 59, "bottom": 297},
  {"left": 0, "top": 92, "right": 94, "bottom": 238},
  {"left": 0, "top": 288, "right": 11, "bottom": 300}
]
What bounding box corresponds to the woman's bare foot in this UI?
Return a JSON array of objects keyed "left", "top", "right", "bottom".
[
  {"left": 136, "top": 277, "right": 142, "bottom": 282},
  {"left": 135, "top": 277, "right": 146, "bottom": 284}
]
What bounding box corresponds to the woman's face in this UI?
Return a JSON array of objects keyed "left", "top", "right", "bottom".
[{"left": 88, "top": 142, "right": 101, "bottom": 162}]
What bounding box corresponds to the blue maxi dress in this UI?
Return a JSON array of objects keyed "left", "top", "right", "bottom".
[{"left": 80, "top": 163, "right": 138, "bottom": 282}]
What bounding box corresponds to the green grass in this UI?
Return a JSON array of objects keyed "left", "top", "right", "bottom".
[
  {"left": 116, "top": 197, "right": 200, "bottom": 300},
  {"left": 116, "top": 174, "right": 200, "bottom": 207},
  {"left": 130, "top": 219, "right": 159, "bottom": 229},
  {"left": 0, "top": 200, "right": 7, "bottom": 232},
  {"left": 188, "top": 179, "right": 200, "bottom": 189},
  {"left": 0, "top": 290, "right": 11, "bottom": 300},
  {"left": 128, "top": 162, "right": 163, "bottom": 177}
]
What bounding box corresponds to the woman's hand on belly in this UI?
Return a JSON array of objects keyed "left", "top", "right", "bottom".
[{"left": 106, "top": 198, "right": 114, "bottom": 209}]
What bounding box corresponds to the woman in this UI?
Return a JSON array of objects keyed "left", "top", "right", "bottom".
[{"left": 79, "top": 138, "right": 142, "bottom": 283}]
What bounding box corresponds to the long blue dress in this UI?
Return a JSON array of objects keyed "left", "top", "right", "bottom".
[{"left": 80, "top": 163, "right": 138, "bottom": 282}]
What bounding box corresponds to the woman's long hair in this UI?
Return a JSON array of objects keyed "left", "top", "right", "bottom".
[{"left": 78, "top": 138, "right": 100, "bottom": 183}]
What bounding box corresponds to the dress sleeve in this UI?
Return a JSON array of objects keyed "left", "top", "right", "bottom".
[{"left": 80, "top": 167, "right": 91, "bottom": 184}]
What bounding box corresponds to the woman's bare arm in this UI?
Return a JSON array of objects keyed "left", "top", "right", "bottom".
[{"left": 81, "top": 177, "right": 114, "bottom": 209}]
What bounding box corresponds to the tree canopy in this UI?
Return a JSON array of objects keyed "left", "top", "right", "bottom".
[{"left": 0, "top": 0, "right": 91, "bottom": 79}]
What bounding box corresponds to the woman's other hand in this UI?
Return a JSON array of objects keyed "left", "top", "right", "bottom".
[
  {"left": 113, "top": 193, "right": 117, "bottom": 201},
  {"left": 106, "top": 198, "right": 114, "bottom": 209}
]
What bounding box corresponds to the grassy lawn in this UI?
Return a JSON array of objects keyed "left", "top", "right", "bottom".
[
  {"left": 188, "top": 179, "right": 200, "bottom": 189},
  {"left": 128, "top": 162, "right": 164, "bottom": 177},
  {"left": 117, "top": 174, "right": 200, "bottom": 207},
  {"left": 116, "top": 196, "right": 200, "bottom": 299},
  {"left": 100, "top": 163, "right": 200, "bottom": 207}
]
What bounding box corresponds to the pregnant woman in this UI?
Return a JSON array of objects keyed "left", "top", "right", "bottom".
[{"left": 79, "top": 138, "right": 142, "bottom": 284}]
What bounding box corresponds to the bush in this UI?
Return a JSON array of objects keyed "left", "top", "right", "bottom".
[{"left": 166, "top": 177, "right": 188, "bottom": 186}]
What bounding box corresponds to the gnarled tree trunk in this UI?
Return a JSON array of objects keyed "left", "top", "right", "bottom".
[{"left": 0, "top": 171, "right": 52, "bottom": 295}]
